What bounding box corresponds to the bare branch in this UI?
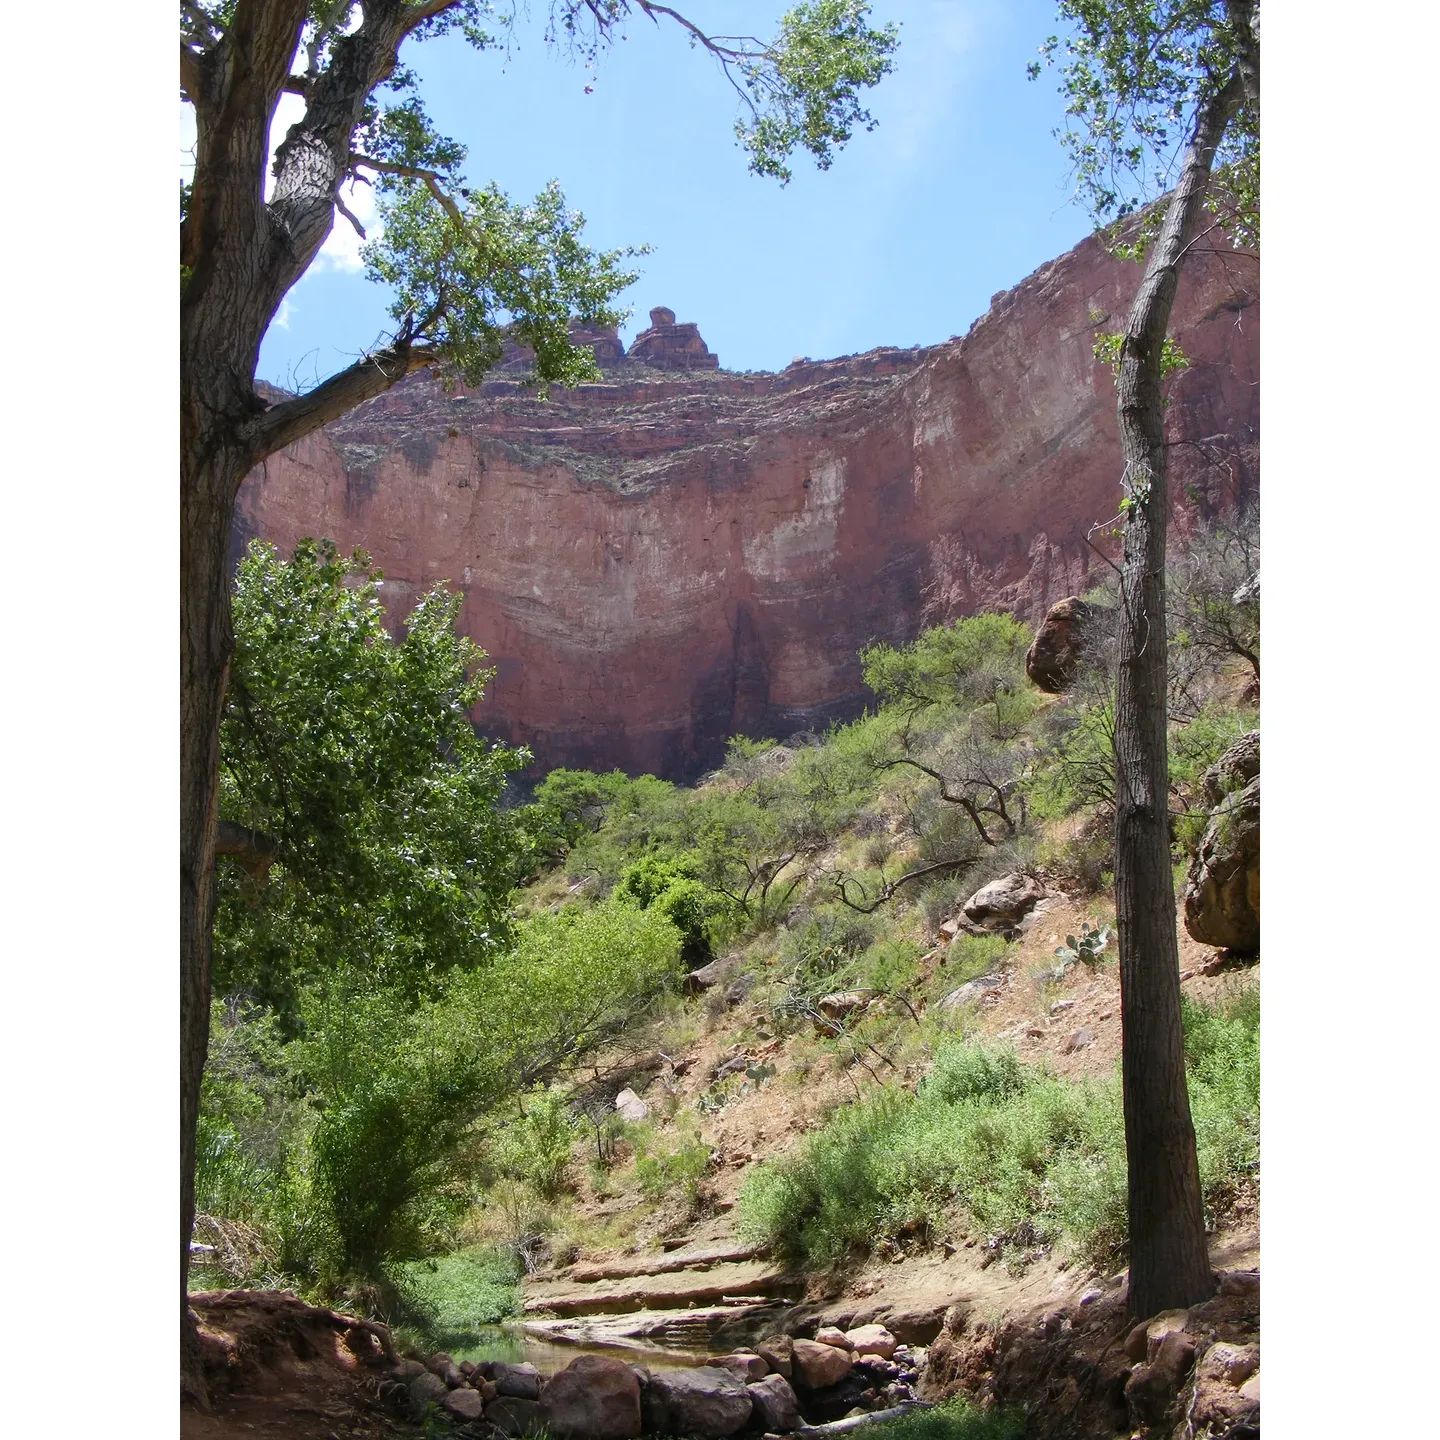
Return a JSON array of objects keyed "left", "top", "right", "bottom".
[
  {"left": 244, "top": 338, "right": 437, "bottom": 460},
  {"left": 333, "top": 189, "right": 367, "bottom": 239},
  {"left": 349, "top": 153, "right": 466, "bottom": 227},
  {"left": 833, "top": 858, "right": 972, "bottom": 915}
]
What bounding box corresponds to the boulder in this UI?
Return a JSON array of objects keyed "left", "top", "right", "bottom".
[
  {"left": 1125, "top": 1329, "right": 1197, "bottom": 1427},
  {"left": 883, "top": 1306, "right": 946, "bottom": 1345},
  {"left": 756, "top": 1334, "right": 794, "bottom": 1380},
  {"left": 844, "top": 1324, "right": 898, "bottom": 1359},
  {"left": 1183, "top": 733, "right": 1260, "bottom": 954},
  {"left": 539, "top": 1355, "right": 642, "bottom": 1440},
  {"left": 815, "top": 1326, "right": 851, "bottom": 1348},
  {"left": 706, "top": 1353, "right": 769, "bottom": 1381},
  {"left": 487, "top": 1396, "right": 544, "bottom": 1436},
  {"left": 645, "top": 1365, "right": 754, "bottom": 1437},
  {"left": 937, "top": 975, "right": 1003, "bottom": 1010},
  {"left": 408, "top": 1371, "right": 449, "bottom": 1410},
  {"left": 686, "top": 953, "right": 741, "bottom": 993},
  {"left": 1025, "top": 596, "right": 1093, "bottom": 692},
  {"left": 492, "top": 1361, "right": 543, "bottom": 1400},
  {"left": 812, "top": 994, "right": 868, "bottom": 1032},
  {"left": 425, "top": 1352, "right": 456, "bottom": 1377},
  {"left": 791, "top": 1338, "right": 853, "bottom": 1389},
  {"left": 747, "top": 1373, "right": 802, "bottom": 1432},
  {"left": 440, "top": 1386, "right": 485, "bottom": 1421},
  {"left": 615, "top": 1087, "right": 649, "bottom": 1123},
  {"left": 960, "top": 873, "right": 1045, "bottom": 934}
]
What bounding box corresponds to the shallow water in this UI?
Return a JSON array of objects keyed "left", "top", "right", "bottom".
[{"left": 447, "top": 1324, "right": 713, "bottom": 1375}]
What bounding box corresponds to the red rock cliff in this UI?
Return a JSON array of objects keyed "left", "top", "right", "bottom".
[{"left": 236, "top": 231, "right": 1257, "bottom": 779}]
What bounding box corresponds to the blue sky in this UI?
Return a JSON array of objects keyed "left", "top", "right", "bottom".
[{"left": 237, "top": 1, "right": 1094, "bottom": 388}]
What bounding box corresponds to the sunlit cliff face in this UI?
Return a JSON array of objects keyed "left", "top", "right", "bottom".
[{"left": 238, "top": 236, "right": 1257, "bottom": 780}]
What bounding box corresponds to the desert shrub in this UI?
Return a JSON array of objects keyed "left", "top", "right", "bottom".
[
  {"left": 944, "top": 933, "right": 1010, "bottom": 985},
  {"left": 617, "top": 853, "right": 735, "bottom": 965},
  {"left": 740, "top": 989, "right": 1259, "bottom": 1269},
  {"left": 492, "top": 1089, "right": 578, "bottom": 1201},
  {"left": 632, "top": 1135, "right": 712, "bottom": 1205}
]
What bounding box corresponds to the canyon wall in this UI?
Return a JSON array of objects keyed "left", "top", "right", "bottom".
[{"left": 236, "top": 231, "right": 1258, "bottom": 779}]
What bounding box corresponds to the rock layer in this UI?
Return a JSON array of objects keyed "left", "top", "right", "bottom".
[{"left": 237, "top": 231, "right": 1258, "bottom": 779}]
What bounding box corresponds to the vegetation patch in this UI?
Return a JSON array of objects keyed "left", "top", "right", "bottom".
[{"left": 738, "top": 986, "right": 1259, "bottom": 1270}]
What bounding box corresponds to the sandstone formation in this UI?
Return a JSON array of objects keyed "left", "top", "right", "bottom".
[
  {"left": 237, "top": 229, "right": 1258, "bottom": 779},
  {"left": 1183, "top": 731, "right": 1260, "bottom": 954},
  {"left": 628, "top": 306, "right": 721, "bottom": 370}
]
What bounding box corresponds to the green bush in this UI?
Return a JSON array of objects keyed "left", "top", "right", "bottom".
[
  {"left": 632, "top": 1135, "right": 712, "bottom": 1205},
  {"left": 740, "top": 989, "right": 1259, "bottom": 1269}
]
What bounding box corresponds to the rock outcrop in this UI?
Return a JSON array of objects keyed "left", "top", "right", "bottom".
[
  {"left": 1183, "top": 731, "right": 1260, "bottom": 954},
  {"left": 628, "top": 306, "right": 721, "bottom": 370},
  {"left": 1025, "top": 595, "right": 1094, "bottom": 692},
  {"left": 237, "top": 228, "right": 1258, "bottom": 779}
]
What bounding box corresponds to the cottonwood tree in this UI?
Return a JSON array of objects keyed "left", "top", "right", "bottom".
[
  {"left": 179, "top": 0, "right": 896, "bottom": 1394},
  {"left": 1032, "top": 0, "right": 1258, "bottom": 1318}
]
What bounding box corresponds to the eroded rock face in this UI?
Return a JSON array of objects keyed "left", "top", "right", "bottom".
[
  {"left": 238, "top": 230, "right": 1258, "bottom": 780},
  {"left": 1183, "top": 731, "right": 1261, "bottom": 954}
]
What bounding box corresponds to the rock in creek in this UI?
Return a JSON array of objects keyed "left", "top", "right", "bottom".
[
  {"left": 539, "top": 1355, "right": 643, "bottom": 1440},
  {"left": 747, "top": 1373, "right": 802, "bottom": 1432},
  {"left": 644, "top": 1365, "right": 754, "bottom": 1438},
  {"left": 791, "top": 1338, "right": 854, "bottom": 1389}
]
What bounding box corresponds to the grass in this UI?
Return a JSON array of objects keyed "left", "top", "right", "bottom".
[
  {"left": 738, "top": 986, "right": 1258, "bottom": 1271},
  {"left": 865, "top": 1398, "right": 1026, "bottom": 1440},
  {"left": 389, "top": 1244, "right": 523, "bottom": 1355}
]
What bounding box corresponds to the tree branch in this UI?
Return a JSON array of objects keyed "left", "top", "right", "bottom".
[
  {"left": 180, "top": 42, "right": 204, "bottom": 104},
  {"left": 832, "top": 858, "right": 972, "bottom": 915},
  {"left": 349, "top": 153, "right": 466, "bottom": 226},
  {"left": 244, "top": 338, "right": 436, "bottom": 461},
  {"left": 215, "top": 820, "right": 279, "bottom": 878}
]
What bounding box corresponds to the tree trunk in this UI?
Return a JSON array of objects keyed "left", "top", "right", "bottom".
[
  {"left": 179, "top": 394, "right": 257, "bottom": 1401},
  {"left": 1112, "top": 72, "right": 1243, "bottom": 1322}
]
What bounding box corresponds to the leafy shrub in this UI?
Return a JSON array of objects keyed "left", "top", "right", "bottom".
[
  {"left": 944, "top": 933, "right": 1010, "bottom": 984},
  {"left": 632, "top": 1135, "right": 712, "bottom": 1205},
  {"left": 617, "top": 853, "right": 734, "bottom": 965},
  {"left": 739, "top": 990, "right": 1259, "bottom": 1269},
  {"left": 493, "top": 1089, "right": 578, "bottom": 1200}
]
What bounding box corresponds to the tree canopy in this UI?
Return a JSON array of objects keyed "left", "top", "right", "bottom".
[{"left": 217, "top": 539, "right": 530, "bottom": 1026}]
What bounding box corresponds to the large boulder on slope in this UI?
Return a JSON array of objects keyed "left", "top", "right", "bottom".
[
  {"left": 1183, "top": 731, "right": 1260, "bottom": 954},
  {"left": 747, "top": 1373, "right": 802, "bottom": 1432},
  {"left": 1025, "top": 596, "right": 1093, "bottom": 691}
]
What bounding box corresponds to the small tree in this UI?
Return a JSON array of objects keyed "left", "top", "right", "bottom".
[
  {"left": 1032, "top": 0, "right": 1258, "bottom": 1318},
  {"left": 180, "top": 0, "right": 897, "bottom": 1390}
]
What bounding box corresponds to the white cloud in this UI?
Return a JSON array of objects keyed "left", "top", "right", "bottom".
[{"left": 273, "top": 298, "right": 295, "bottom": 329}]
